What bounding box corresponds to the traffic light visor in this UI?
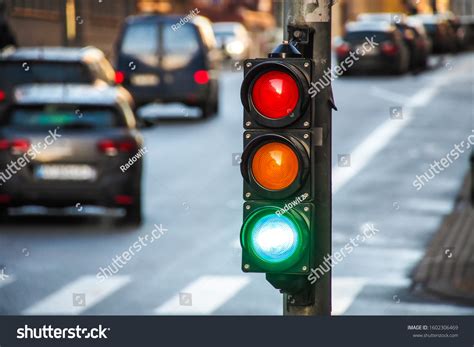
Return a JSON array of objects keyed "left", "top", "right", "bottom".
[
  {"left": 251, "top": 142, "right": 299, "bottom": 191},
  {"left": 251, "top": 70, "right": 299, "bottom": 119}
]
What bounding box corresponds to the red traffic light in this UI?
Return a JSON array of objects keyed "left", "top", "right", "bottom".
[{"left": 251, "top": 71, "right": 299, "bottom": 119}]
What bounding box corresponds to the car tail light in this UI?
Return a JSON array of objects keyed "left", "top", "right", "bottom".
[
  {"left": 336, "top": 43, "right": 350, "bottom": 57},
  {"left": 381, "top": 42, "right": 399, "bottom": 55},
  {"left": 10, "top": 139, "right": 30, "bottom": 153},
  {"left": 0, "top": 194, "right": 11, "bottom": 204},
  {"left": 0, "top": 90, "right": 5, "bottom": 102},
  {"left": 194, "top": 70, "right": 209, "bottom": 85},
  {"left": 98, "top": 139, "right": 137, "bottom": 156},
  {"left": 115, "top": 71, "right": 125, "bottom": 84},
  {"left": 115, "top": 195, "right": 134, "bottom": 205},
  {"left": 0, "top": 139, "right": 9, "bottom": 150},
  {"left": 118, "top": 140, "right": 137, "bottom": 152}
]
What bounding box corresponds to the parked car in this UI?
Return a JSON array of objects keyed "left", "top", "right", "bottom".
[
  {"left": 439, "top": 12, "right": 467, "bottom": 51},
  {"left": 0, "top": 84, "right": 144, "bottom": 226},
  {"left": 0, "top": 47, "right": 118, "bottom": 108},
  {"left": 460, "top": 15, "right": 474, "bottom": 48},
  {"left": 115, "top": 14, "right": 220, "bottom": 118},
  {"left": 212, "top": 21, "right": 251, "bottom": 60},
  {"left": 411, "top": 14, "right": 457, "bottom": 53},
  {"left": 336, "top": 21, "right": 410, "bottom": 75},
  {"left": 406, "top": 16, "right": 433, "bottom": 55},
  {"left": 357, "top": 13, "right": 429, "bottom": 69}
]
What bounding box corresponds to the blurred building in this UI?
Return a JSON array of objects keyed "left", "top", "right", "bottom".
[
  {"left": 4, "top": 0, "right": 136, "bottom": 58},
  {"left": 4, "top": 0, "right": 275, "bottom": 59}
]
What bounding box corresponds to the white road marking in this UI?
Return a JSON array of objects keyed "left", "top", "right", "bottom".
[
  {"left": 404, "top": 198, "right": 453, "bottom": 215},
  {"left": 370, "top": 87, "right": 409, "bottom": 104},
  {"left": 333, "top": 277, "right": 411, "bottom": 315},
  {"left": 333, "top": 77, "right": 450, "bottom": 194},
  {"left": 0, "top": 276, "right": 14, "bottom": 289},
  {"left": 332, "top": 277, "right": 366, "bottom": 315},
  {"left": 231, "top": 238, "right": 241, "bottom": 249},
  {"left": 155, "top": 276, "right": 250, "bottom": 315},
  {"left": 23, "top": 275, "right": 130, "bottom": 315}
]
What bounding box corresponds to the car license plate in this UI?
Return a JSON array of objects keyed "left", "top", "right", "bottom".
[
  {"left": 358, "top": 45, "right": 378, "bottom": 55},
  {"left": 35, "top": 165, "right": 97, "bottom": 181},
  {"left": 131, "top": 74, "right": 159, "bottom": 86}
]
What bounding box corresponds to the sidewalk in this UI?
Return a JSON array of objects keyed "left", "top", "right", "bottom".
[{"left": 412, "top": 172, "right": 474, "bottom": 304}]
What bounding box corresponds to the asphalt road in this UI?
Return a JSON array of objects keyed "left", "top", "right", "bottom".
[{"left": 0, "top": 52, "right": 473, "bottom": 316}]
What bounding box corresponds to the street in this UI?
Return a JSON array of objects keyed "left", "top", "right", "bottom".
[{"left": 0, "top": 52, "right": 473, "bottom": 316}]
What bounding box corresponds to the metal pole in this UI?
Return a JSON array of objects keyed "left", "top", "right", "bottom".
[{"left": 283, "top": 0, "right": 333, "bottom": 316}]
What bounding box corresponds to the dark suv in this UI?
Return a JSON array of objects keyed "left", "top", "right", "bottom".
[
  {"left": 115, "top": 14, "right": 220, "bottom": 117},
  {"left": 0, "top": 84, "right": 144, "bottom": 226}
]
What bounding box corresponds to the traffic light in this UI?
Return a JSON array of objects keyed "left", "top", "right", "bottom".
[{"left": 239, "top": 42, "right": 317, "bottom": 295}]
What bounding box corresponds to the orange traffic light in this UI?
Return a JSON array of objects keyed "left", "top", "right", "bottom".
[{"left": 251, "top": 142, "right": 299, "bottom": 190}]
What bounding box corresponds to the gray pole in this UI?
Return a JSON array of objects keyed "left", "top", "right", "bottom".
[{"left": 283, "top": 0, "right": 333, "bottom": 316}]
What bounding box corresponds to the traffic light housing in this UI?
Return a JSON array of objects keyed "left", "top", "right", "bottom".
[{"left": 240, "top": 42, "right": 318, "bottom": 296}]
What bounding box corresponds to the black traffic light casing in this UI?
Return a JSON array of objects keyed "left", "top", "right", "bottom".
[
  {"left": 241, "top": 130, "right": 311, "bottom": 201},
  {"left": 241, "top": 58, "right": 313, "bottom": 130},
  {"left": 239, "top": 48, "right": 319, "bottom": 296}
]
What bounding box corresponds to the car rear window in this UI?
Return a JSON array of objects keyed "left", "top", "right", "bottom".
[
  {"left": 121, "top": 22, "right": 159, "bottom": 66},
  {"left": 120, "top": 21, "right": 200, "bottom": 69},
  {"left": 345, "top": 31, "right": 392, "bottom": 43},
  {"left": 0, "top": 62, "right": 92, "bottom": 88},
  {"left": 162, "top": 24, "right": 199, "bottom": 70},
  {"left": 5, "top": 106, "right": 124, "bottom": 129}
]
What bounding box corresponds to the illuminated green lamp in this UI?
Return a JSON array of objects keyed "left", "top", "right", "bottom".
[{"left": 241, "top": 206, "right": 309, "bottom": 273}]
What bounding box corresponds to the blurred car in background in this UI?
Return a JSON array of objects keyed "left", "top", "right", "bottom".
[
  {"left": 212, "top": 22, "right": 250, "bottom": 61},
  {"left": 0, "top": 84, "right": 144, "bottom": 226},
  {"left": 406, "top": 16, "right": 433, "bottom": 55},
  {"left": 336, "top": 21, "right": 410, "bottom": 75},
  {"left": 115, "top": 14, "right": 220, "bottom": 118},
  {"left": 357, "top": 13, "right": 429, "bottom": 69},
  {"left": 0, "top": 47, "right": 118, "bottom": 109},
  {"left": 439, "top": 11, "right": 467, "bottom": 50},
  {"left": 411, "top": 14, "right": 457, "bottom": 53},
  {"left": 460, "top": 15, "right": 474, "bottom": 48}
]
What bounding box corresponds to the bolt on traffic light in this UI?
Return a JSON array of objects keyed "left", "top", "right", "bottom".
[{"left": 239, "top": 42, "right": 317, "bottom": 295}]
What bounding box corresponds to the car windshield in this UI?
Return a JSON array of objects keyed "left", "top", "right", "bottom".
[
  {"left": 0, "top": 62, "right": 92, "bottom": 88},
  {"left": 5, "top": 106, "right": 123, "bottom": 129}
]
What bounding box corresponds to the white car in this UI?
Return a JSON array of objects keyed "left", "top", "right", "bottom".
[{"left": 212, "top": 22, "right": 250, "bottom": 60}]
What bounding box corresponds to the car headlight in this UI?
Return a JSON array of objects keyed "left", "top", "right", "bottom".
[{"left": 226, "top": 41, "right": 245, "bottom": 55}]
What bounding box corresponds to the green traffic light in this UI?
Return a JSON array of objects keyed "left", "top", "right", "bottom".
[{"left": 241, "top": 207, "right": 309, "bottom": 272}]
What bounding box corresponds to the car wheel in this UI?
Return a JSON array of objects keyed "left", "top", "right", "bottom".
[
  {"left": 123, "top": 200, "right": 142, "bottom": 227},
  {"left": 200, "top": 102, "right": 213, "bottom": 118},
  {"left": 201, "top": 96, "right": 218, "bottom": 119},
  {"left": 120, "top": 179, "right": 142, "bottom": 228},
  {"left": 0, "top": 208, "right": 9, "bottom": 223}
]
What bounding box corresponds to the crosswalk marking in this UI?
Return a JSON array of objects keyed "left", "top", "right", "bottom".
[
  {"left": 332, "top": 277, "right": 366, "bottom": 315},
  {"left": 0, "top": 276, "right": 14, "bottom": 289},
  {"left": 155, "top": 275, "right": 250, "bottom": 315},
  {"left": 333, "top": 277, "right": 411, "bottom": 315},
  {"left": 23, "top": 275, "right": 130, "bottom": 315},
  {"left": 231, "top": 238, "right": 241, "bottom": 249}
]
